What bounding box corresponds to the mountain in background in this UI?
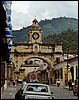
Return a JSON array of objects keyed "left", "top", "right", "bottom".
[
  {"left": 12, "top": 17, "right": 78, "bottom": 43},
  {"left": 43, "top": 28, "right": 78, "bottom": 54}
]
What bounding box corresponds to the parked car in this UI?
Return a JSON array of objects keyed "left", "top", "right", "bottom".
[
  {"left": 21, "top": 83, "right": 55, "bottom": 99},
  {"left": 73, "top": 84, "right": 78, "bottom": 96}
]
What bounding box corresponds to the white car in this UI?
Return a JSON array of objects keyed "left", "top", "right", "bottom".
[{"left": 22, "top": 83, "right": 54, "bottom": 99}]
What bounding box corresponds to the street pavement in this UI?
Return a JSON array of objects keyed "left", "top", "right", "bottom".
[
  {"left": 50, "top": 85, "right": 78, "bottom": 99},
  {"left": 1, "top": 84, "right": 78, "bottom": 99},
  {"left": 1, "top": 84, "right": 22, "bottom": 99}
]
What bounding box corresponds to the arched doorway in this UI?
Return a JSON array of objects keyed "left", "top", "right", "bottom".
[{"left": 20, "top": 57, "right": 51, "bottom": 83}]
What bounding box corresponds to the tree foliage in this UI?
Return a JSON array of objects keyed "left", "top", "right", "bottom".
[
  {"left": 12, "top": 17, "right": 78, "bottom": 43},
  {"left": 43, "top": 28, "right": 78, "bottom": 54}
]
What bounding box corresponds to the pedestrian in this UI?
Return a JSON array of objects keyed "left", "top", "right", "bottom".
[
  {"left": 72, "top": 81, "right": 74, "bottom": 90},
  {"left": 13, "top": 80, "right": 15, "bottom": 86},
  {"left": 15, "top": 88, "right": 23, "bottom": 99},
  {"left": 68, "top": 79, "right": 72, "bottom": 90},
  {"left": 22, "top": 79, "right": 27, "bottom": 90},
  {"left": 57, "top": 79, "right": 60, "bottom": 87}
]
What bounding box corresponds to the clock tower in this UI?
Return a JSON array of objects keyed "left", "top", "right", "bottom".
[{"left": 28, "top": 18, "right": 42, "bottom": 44}]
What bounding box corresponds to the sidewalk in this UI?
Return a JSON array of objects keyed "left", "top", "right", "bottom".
[
  {"left": 1, "top": 85, "right": 18, "bottom": 99},
  {"left": 2, "top": 84, "right": 23, "bottom": 99}
]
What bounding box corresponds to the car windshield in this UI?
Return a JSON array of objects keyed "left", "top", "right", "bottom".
[{"left": 26, "top": 85, "right": 48, "bottom": 92}]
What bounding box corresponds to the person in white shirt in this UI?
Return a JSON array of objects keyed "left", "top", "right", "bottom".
[
  {"left": 22, "top": 80, "right": 27, "bottom": 90},
  {"left": 72, "top": 81, "right": 75, "bottom": 90},
  {"left": 57, "top": 79, "right": 60, "bottom": 87}
]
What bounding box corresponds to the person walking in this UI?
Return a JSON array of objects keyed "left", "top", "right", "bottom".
[
  {"left": 72, "top": 81, "right": 75, "bottom": 90},
  {"left": 57, "top": 79, "right": 60, "bottom": 87},
  {"left": 13, "top": 80, "right": 15, "bottom": 86},
  {"left": 15, "top": 88, "right": 23, "bottom": 99},
  {"left": 68, "top": 79, "right": 72, "bottom": 90},
  {"left": 22, "top": 79, "right": 27, "bottom": 90}
]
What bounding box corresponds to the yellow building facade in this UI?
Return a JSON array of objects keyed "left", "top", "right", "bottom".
[{"left": 53, "top": 56, "right": 78, "bottom": 86}]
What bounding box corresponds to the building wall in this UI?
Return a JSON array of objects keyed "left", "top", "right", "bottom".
[
  {"left": 69, "top": 59, "right": 78, "bottom": 82},
  {"left": 11, "top": 18, "right": 63, "bottom": 82},
  {"left": 2, "top": 1, "right": 12, "bottom": 89},
  {"left": 11, "top": 43, "right": 63, "bottom": 81},
  {"left": 53, "top": 56, "right": 78, "bottom": 86},
  {"left": 0, "top": 1, "right": 11, "bottom": 98}
]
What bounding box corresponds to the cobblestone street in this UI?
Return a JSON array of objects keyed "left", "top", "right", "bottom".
[
  {"left": 50, "top": 85, "right": 78, "bottom": 99},
  {"left": 2, "top": 84, "right": 22, "bottom": 99},
  {"left": 1, "top": 84, "right": 78, "bottom": 99}
]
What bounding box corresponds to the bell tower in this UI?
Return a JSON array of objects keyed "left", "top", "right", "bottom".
[{"left": 28, "top": 18, "right": 42, "bottom": 44}]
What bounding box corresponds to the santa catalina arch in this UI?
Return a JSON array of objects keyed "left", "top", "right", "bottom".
[{"left": 11, "top": 18, "right": 63, "bottom": 83}]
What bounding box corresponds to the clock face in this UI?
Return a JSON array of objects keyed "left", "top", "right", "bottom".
[{"left": 32, "top": 32, "right": 39, "bottom": 40}]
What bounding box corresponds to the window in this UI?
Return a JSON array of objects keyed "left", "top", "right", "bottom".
[
  {"left": 20, "top": 72, "right": 24, "bottom": 75},
  {"left": 25, "top": 61, "right": 28, "bottom": 64},
  {"left": 29, "top": 60, "right": 33, "bottom": 64},
  {"left": 26, "top": 85, "right": 48, "bottom": 92}
]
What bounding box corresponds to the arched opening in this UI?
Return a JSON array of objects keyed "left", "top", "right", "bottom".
[{"left": 20, "top": 57, "right": 51, "bottom": 83}]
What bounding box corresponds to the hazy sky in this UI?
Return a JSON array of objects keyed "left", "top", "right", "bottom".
[{"left": 11, "top": 1, "right": 78, "bottom": 30}]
